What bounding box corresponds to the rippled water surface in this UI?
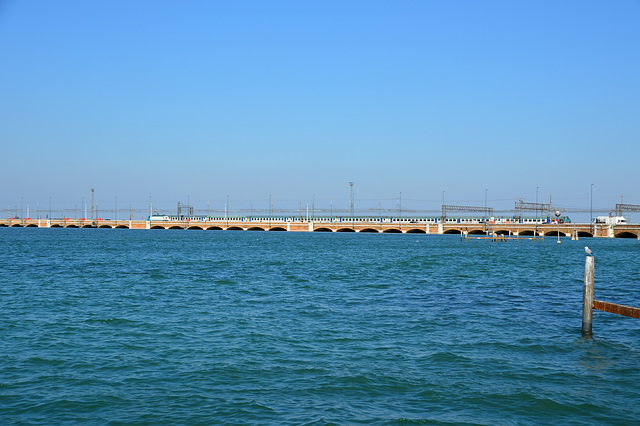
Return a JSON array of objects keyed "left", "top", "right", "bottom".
[{"left": 1, "top": 228, "right": 640, "bottom": 424}]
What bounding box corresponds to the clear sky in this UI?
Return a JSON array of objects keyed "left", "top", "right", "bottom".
[{"left": 1, "top": 1, "right": 639, "bottom": 220}]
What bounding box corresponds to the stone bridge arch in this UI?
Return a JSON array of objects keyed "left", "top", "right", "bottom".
[
  {"left": 615, "top": 231, "right": 637, "bottom": 238},
  {"left": 406, "top": 228, "right": 426, "bottom": 234},
  {"left": 314, "top": 227, "right": 332, "bottom": 232},
  {"left": 359, "top": 228, "right": 379, "bottom": 233},
  {"left": 544, "top": 230, "right": 568, "bottom": 237},
  {"left": 382, "top": 228, "right": 402, "bottom": 233}
]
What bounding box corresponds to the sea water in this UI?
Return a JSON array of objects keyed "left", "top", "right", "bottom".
[{"left": 1, "top": 228, "right": 639, "bottom": 424}]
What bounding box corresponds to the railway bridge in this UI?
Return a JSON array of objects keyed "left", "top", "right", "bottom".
[{"left": 1, "top": 218, "right": 639, "bottom": 238}]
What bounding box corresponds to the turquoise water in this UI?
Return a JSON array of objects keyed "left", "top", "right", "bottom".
[{"left": 1, "top": 228, "right": 639, "bottom": 425}]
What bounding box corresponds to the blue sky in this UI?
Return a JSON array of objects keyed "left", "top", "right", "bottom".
[{"left": 1, "top": 1, "right": 639, "bottom": 220}]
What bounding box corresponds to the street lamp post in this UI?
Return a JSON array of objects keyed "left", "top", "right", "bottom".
[
  {"left": 555, "top": 210, "right": 561, "bottom": 244},
  {"left": 590, "top": 183, "right": 594, "bottom": 226}
]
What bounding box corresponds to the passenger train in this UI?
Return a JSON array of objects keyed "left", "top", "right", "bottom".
[{"left": 148, "top": 215, "right": 564, "bottom": 224}]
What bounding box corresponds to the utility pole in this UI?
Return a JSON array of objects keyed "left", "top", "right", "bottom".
[
  {"left": 485, "top": 189, "right": 488, "bottom": 222},
  {"left": 349, "top": 182, "right": 354, "bottom": 217},
  {"left": 536, "top": 186, "right": 540, "bottom": 225}
]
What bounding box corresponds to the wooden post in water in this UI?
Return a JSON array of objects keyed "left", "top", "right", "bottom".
[{"left": 582, "top": 255, "right": 595, "bottom": 335}]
